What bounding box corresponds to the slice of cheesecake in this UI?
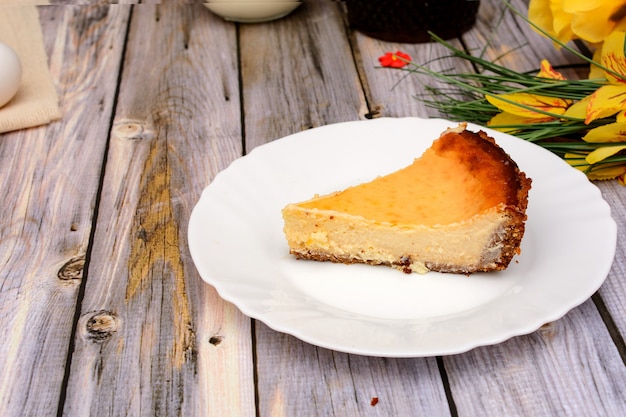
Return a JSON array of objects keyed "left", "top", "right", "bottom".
[{"left": 281, "top": 124, "right": 532, "bottom": 274}]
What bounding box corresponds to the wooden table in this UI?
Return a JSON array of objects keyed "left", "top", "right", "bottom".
[{"left": 2, "top": 1, "right": 625, "bottom": 416}]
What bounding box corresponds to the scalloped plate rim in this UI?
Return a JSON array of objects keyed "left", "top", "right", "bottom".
[{"left": 188, "top": 117, "right": 617, "bottom": 357}]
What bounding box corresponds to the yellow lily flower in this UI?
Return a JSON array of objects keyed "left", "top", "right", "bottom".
[
  {"left": 566, "top": 152, "right": 626, "bottom": 181},
  {"left": 536, "top": 59, "right": 567, "bottom": 80},
  {"left": 529, "top": 3, "right": 626, "bottom": 181},
  {"left": 562, "top": 96, "right": 589, "bottom": 119},
  {"left": 597, "top": 30, "right": 626, "bottom": 85},
  {"left": 585, "top": 85, "right": 626, "bottom": 123},
  {"left": 487, "top": 60, "right": 570, "bottom": 128},
  {"left": 529, "top": 0, "right": 626, "bottom": 44},
  {"left": 580, "top": 122, "right": 626, "bottom": 165},
  {"left": 585, "top": 32, "right": 626, "bottom": 123},
  {"left": 486, "top": 112, "right": 554, "bottom": 133},
  {"left": 588, "top": 48, "right": 604, "bottom": 80},
  {"left": 582, "top": 121, "right": 626, "bottom": 143},
  {"left": 586, "top": 145, "right": 626, "bottom": 164},
  {"left": 486, "top": 93, "right": 571, "bottom": 118}
]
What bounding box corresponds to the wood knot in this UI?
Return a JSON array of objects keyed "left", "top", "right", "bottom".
[
  {"left": 538, "top": 321, "right": 558, "bottom": 341},
  {"left": 83, "top": 311, "right": 119, "bottom": 342},
  {"left": 209, "top": 335, "right": 223, "bottom": 346},
  {"left": 113, "top": 120, "right": 155, "bottom": 141},
  {"left": 57, "top": 255, "right": 85, "bottom": 281}
]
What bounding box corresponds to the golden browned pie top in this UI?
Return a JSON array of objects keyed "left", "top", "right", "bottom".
[{"left": 298, "top": 127, "right": 530, "bottom": 226}]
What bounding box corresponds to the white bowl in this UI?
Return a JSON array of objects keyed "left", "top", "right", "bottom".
[
  {"left": 204, "top": 2, "right": 301, "bottom": 23},
  {"left": 206, "top": 0, "right": 296, "bottom": 2}
]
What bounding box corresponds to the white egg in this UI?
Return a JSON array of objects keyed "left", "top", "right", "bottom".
[{"left": 0, "top": 41, "right": 22, "bottom": 108}]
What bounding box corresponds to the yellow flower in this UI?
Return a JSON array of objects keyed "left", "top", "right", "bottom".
[
  {"left": 529, "top": 0, "right": 626, "bottom": 44},
  {"left": 486, "top": 112, "right": 554, "bottom": 134},
  {"left": 565, "top": 32, "right": 626, "bottom": 175},
  {"left": 565, "top": 153, "right": 626, "bottom": 182},
  {"left": 385, "top": 2, "right": 626, "bottom": 183},
  {"left": 596, "top": 30, "right": 626, "bottom": 85},
  {"left": 486, "top": 92, "right": 570, "bottom": 118},
  {"left": 486, "top": 52, "right": 626, "bottom": 181},
  {"left": 487, "top": 60, "right": 571, "bottom": 129},
  {"left": 583, "top": 121, "right": 626, "bottom": 143},
  {"left": 584, "top": 32, "right": 626, "bottom": 123},
  {"left": 585, "top": 85, "right": 626, "bottom": 123},
  {"left": 562, "top": 96, "right": 590, "bottom": 119}
]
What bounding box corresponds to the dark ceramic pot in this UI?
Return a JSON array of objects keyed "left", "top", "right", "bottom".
[{"left": 345, "top": 0, "right": 481, "bottom": 43}]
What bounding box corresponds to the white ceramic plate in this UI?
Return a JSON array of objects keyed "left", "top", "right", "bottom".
[{"left": 188, "top": 117, "right": 617, "bottom": 357}]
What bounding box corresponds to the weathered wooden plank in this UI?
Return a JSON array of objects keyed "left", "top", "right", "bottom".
[
  {"left": 240, "top": 1, "right": 368, "bottom": 151},
  {"left": 0, "top": 5, "right": 129, "bottom": 416},
  {"left": 1, "top": 0, "right": 623, "bottom": 416},
  {"left": 255, "top": 325, "right": 451, "bottom": 417},
  {"left": 596, "top": 180, "right": 626, "bottom": 348},
  {"left": 348, "top": 0, "right": 497, "bottom": 121},
  {"left": 469, "top": 0, "right": 588, "bottom": 74},
  {"left": 240, "top": 2, "right": 452, "bottom": 416},
  {"left": 61, "top": 4, "right": 255, "bottom": 416},
  {"left": 352, "top": 27, "right": 469, "bottom": 119},
  {"left": 444, "top": 302, "right": 626, "bottom": 416}
]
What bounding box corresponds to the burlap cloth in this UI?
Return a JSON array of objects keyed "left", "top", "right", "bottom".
[{"left": 0, "top": 1, "right": 61, "bottom": 133}]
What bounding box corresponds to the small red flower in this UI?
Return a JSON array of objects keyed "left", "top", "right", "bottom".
[{"left": 378, "top": 51, "right": 411, "bottom": 68}]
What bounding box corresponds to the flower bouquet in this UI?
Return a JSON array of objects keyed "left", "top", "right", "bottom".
[{"left": 378, "top": 1, "right": 626, "bottom": 183}]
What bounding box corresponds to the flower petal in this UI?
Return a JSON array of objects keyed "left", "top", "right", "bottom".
[
  {"left": 600, "top": 31, "right": 626, "bottom": 84},
  {"left": 562, "top": 97, "right": 589, "bottom": 119},
  {"left": 537, "top": 59, "right": 567, "bottom": 80},
  {"left": 583, "top": 121, "right": 626, "bottom": 142},
  {"left": 486, "top": 93, "right": 570, "bottom": 118},
  {"left": 378, "top": 51, "right": 411, "bottom": 68},
  {"left": 529, "top": 0, "right": 576, "bottom": 43},
  {"left": 565, "top": 152, "right": 589, "bottom": 170},
  {"left": 565, "top": 152, "right": 626, "bottom": 181},
  {"left": 587, "top": 164, "right": 626, "bottom": 181},
  {"left": 585, "top": 144, "right": 626, "bottom": 164},
  {"left": 585, "top": 85, "right": 626, "bottom": 123},
  {"left": 394, "top": 51, "right": 411, "bottom": 62},
  {"left": 592, "top": 170, "right": 625, "bottom": 181},
  {"left": 529, "top": 0, "right": 557, "bottom": 34},
  {"left": 487, "top": 111, "right": 554, "bottom": 133},
  {"left": 589, "top": 48, "right": 605, "bottom": 80},
  {"left": 570, "top": 7, "right": 620, "bottom": 43}
]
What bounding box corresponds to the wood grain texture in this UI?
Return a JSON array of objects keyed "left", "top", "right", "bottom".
[
  {"left": 469, "top": 0, "right": 587, "bottom": 71},
  {"left": 596, "top": 180, "right": 626, "bottom": 353},
  {"left": 60, "top": 4, "right": 254, "bottom": 416},
  {"left": 444, "top": 301, "right": 626, "bottom": 416},
  {"left": 240, "top": 1, "right": 367, "bottom": 151},
  {"left": 0, "top": 1, "right": 624, "bottom": 416},
  {"left": 0, "top": 5, "right": 129, "bottom": 416},
  {"left": 255, "top": 325, "right": 452, "bottom": 417},
  {"left": 352, "top": 25, "right": 469, "bottom": 119}
]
